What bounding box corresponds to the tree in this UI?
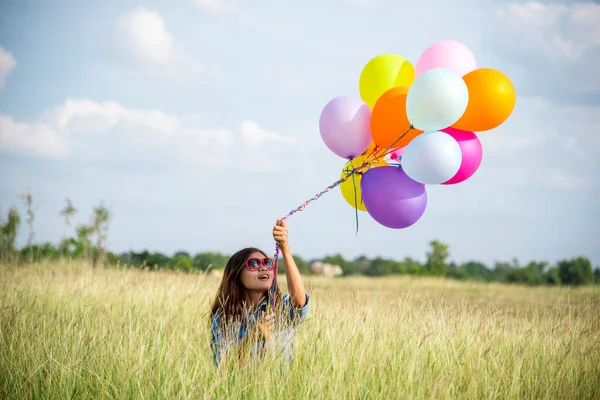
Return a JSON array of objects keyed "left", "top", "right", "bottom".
[
  {"left": 491, "top": 260, "right": 518, "bottom": 282},
  {"left": 20, "top": 242, "right": 57, "bottom": 262},
  {"left": 448, "top": 261, "right": 497, "bottom": 282},
  {"left": 0, "top": 207, "right": 21, "bottom": 263},
  {"left": 558, "top": 257, "right": 593, "bottom": 286},
  {"left": 192, "top": 251, "right": 229, "bottom": 270},
  {"left": 58, "top": 237, "right": 80, "bottom": 259},
  {"left": 324, "top": 253, "right": 358, "bottom": 275},
  {"left": 169, "top": 253, "right": 193, "bottom": 272},
  {"left": 146, "top": 252, "right": 170, "bottom": 268},
  {"left": 447, "top": 262, "right": 467, "bottom": 280},
  {"left": 19, "top": 192, "right": 35, "bottom": 261},
  {"left": 60, "top": 198, "right": 77, "bottom": 239},
  {"left": 76, "top": 224, "right": 94, "bottom": 263},
  {"left": 506, "top": 261, "right": 546, "bottom": 286},
  {"left": 366, "top": 257, "right": 405, "bottom": 276},
  {"left": 92, "top": 204, "right": 110, "bottom": 267},
  {"left": 354, "top": 255, "right": 372, "bottom": 275},
  {"left": 425, "top": 240, "right": 450, "bottom": 276},
  {"left": 121, "top": 250, "right": 151, "bottom": 267},
  {"left": 276, "top": 254, "right": 310, "bottom": 275},
  {"left": 173, "top": 250, "right": 191, "bottom": 259},
  {"left": 545, "top": 267, "right": 561, "bottom": 285},
  {"left": 403, "top": 257, "right": 422, "bottom": 275}
]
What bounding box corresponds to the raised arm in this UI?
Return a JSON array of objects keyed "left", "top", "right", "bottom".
[{"left": 273, "top": 219, "right": 307, "bottom": 308}]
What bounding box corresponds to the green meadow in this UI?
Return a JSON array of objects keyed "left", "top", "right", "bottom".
[{"left": 1, "top": 261, "right": 599, "bottom": 399}]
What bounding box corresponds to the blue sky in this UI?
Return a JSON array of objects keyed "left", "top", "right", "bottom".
[{"left": 1, "top": 0, "right": 598, "bottom": 267}]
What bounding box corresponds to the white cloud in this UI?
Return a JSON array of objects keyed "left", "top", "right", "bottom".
[
  {"left": 482, "top": 134, "right": 538, "bottom": 155},
  {"left": 117, "top": 8, "right": 203, "bottom": 81},
  {"left": 0, "top": 115, "right": 67, "bottom": 157},
  {"left": 1, "top": 99, "right": 229, "bottom": 161},
  {"left": 0, "top": 99, "right": 301, "bottom": 172},
  {"left": 0, "top": 45, "right": 17, "bottom": 89},
  {"left": 488, "top": 1, "right": 600, "bottom": 102},
  {"left": 189, "top": 127, "right": 234, "bottom": 147},
  {"left": 496, "top": 2, "right": 600, "bottom": 60},
  {"left": 194, "top": 0, "right": 237, "bottom": 14},
  {"left": 118, "top": 9, "right": 174, "bottom": 64},
  {"left": 564, "top": 137, "right": 589, "bottom": 161},
  {"left": 543, "top": 169, "right": 592, "bottom": 190},
  {"left": 474, "top": 95, "right": 599, "bottom": 191},
  {"left": 241, "top": 120, "right": 296, "bottom": 145},
  {"left": 46, "top": 98, "right": 180, "bottom": 137}
]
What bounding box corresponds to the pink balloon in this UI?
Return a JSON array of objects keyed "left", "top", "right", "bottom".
[
  {"left": 319, "top": 96, "right": 372, "bottom": 159},
  {"left": 415, "top": 40, "right": 477, "bottom": 78},
  {"left": 388, "top": 146, "right": 405, "bottom": 161},
  {"left": 441, "top": 127, "right": 482, "bottom": 185}
]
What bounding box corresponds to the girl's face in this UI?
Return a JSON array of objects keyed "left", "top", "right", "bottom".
[{"left": 239, "top": 251, "right": 274, "bottom": 292}]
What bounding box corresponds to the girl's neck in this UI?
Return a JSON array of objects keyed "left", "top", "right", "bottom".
[{"left": 245, "top": 290, "right": 266, "bottom": 309}]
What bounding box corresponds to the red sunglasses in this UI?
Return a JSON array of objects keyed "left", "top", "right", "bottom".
[{"left": 244, "top": 257, "right": 274, "bottom": 271}]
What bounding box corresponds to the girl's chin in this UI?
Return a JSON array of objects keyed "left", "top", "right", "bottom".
[{"left": 248, "top": 282, "right": 272, "bottom": 290}]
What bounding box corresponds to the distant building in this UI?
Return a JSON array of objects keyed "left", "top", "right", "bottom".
[{"left": 310, "top": 261, "right": 343, "bottom": 277}]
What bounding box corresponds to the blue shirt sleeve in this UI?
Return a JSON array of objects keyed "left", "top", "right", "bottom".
[{"left": 283, "top": 293, "right": 311, "bottom": 325}]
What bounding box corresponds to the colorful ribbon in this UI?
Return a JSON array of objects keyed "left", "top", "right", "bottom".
[{"left": 269, "top": 127, "right": 414, "bottom": 311}]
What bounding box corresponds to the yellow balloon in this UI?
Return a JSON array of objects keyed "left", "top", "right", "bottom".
[
  {"left": 359, "top": 54, "right": 415, "bottom": 108},
  {"left": 339, "top": 155, "right": 387, "bottom": 211}
]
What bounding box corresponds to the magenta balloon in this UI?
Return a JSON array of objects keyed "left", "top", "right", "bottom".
[
  {"left": 441, "top": 127, "right": 483, "bottom": 185},
  {"left": 319, "top": 96, "right": 372, "bottom": 159},
  {"left": 361, "top": 166, "right": 427, "bottom": 229}
]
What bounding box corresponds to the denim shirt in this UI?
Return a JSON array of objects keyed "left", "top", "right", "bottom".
[{"left": 210, "top": 293, "right": 311, "bottom": 367}]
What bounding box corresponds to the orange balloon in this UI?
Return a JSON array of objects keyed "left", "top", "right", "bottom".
[
  {"left": 371, "top": 87, "right": 424, "bottom": 149},
  {"left": 452, "top": 68, "right": 516, "bottom": 132}
]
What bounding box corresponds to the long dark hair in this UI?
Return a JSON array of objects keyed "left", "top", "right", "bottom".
[{"left": 210, "top": 247, "right": 283, "bottom": 324}]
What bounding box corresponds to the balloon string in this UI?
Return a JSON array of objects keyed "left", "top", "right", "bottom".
[
  {"left": 269, "top": 159, "right": 374, "bottom": 310},
  {"left": 269, "top": 125, "right": 415, "bottom": 310},
  {"left": 350, "top": 158, "right": 359, "bottom": 236},
  {"left": 366, "top": 126, "right": 415, "bottom": 164}
]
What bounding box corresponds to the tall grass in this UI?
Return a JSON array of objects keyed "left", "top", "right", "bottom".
[{"left": 1, "top": 261, "right": 599, "bottom": 399}]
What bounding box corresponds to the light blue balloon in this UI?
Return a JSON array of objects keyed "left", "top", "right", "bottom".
[
  {"left": 406, "top": 68, "right": 469, "bottom": 132},
  {"left": 401, "top": 131, "right": 462, "bottom": 185}
]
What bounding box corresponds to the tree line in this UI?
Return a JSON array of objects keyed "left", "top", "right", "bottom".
[{"left": 1, "top": 194, "right": 598, "bottom": 287}]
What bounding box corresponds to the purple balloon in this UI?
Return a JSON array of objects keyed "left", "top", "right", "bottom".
[
  {"left": 361, "top": 166, "right": 427, "bottom": 229},
  {"left": 441, "top": 127, "right": 483, "bottom": 185},
  {"left": 319, "top": 96, "right": 372, "bottom": 159}
]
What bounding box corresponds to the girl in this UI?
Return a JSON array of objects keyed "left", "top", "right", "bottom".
[{"left": 209, "top": 219, "right": 310, "bottom": 368}]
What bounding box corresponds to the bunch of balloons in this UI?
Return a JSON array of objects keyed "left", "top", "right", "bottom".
[{"left": 319, "top": 40, "right": 516, "bottom": 229}]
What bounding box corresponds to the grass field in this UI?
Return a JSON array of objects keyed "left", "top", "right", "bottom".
[{"left": 1, "top": 261, "right": 599, "bottom": 399}]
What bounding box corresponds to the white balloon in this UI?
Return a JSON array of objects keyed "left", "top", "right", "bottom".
[
  {"left": 406, "top": 68, "right": 469, "bottom": 132},
  {"left": 401, "top": 131, "right": 462, "bottom": 185}
]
